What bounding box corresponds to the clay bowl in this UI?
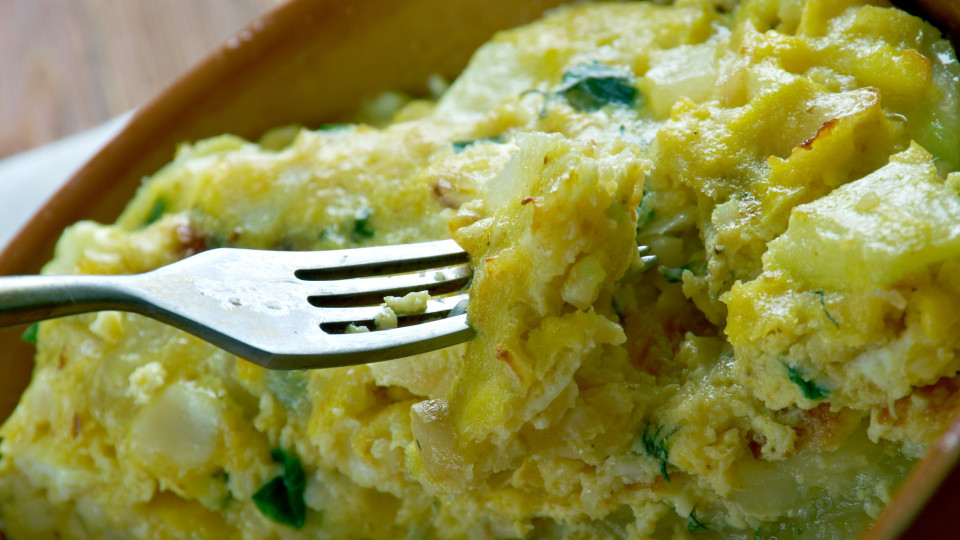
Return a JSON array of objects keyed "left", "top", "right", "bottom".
[{"left": 0, "top": 0, "right": 957, "bottom": 537}]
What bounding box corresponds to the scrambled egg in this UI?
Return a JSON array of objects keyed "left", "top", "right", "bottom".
[{"left": 2, "top": 0, "right": 959, "bottom": 538}]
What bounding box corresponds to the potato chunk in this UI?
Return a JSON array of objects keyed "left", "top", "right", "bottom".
[
  {"left": 767, "top": 144, "right": 960, "bottom": 289},
  {"left": 125, "top": 383, "right": 221, "bottom": 478}
]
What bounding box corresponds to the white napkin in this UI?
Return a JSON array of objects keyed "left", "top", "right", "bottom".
[{"left": 0, "top": 112, "right": 132, "bottom": 252}]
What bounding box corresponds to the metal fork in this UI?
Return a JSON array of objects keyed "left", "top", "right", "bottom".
[{"left": 0, "top": 240, "right": 657, "bottom": 370}]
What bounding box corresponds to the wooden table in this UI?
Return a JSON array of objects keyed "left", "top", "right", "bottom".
[{"left": 0, "top": 0, "right": 282, "bottom": 160}]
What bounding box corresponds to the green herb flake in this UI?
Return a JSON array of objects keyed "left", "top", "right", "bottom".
[
  {"left": 20, "top": 323, "right": 39, "bottom": 345},
  {"left": 253, "top": 448, "right": 307, "bottom": 528},
  {"left": 142, "top": 198, "right": 167, "bottom": 227},
  {"left": 634, "top": 421, "right": 677, "bottom": 482},
  {"left": 711, "top": 270, "right": 737, "bottom": 302},
  {"left": 318, "top": 123, "right": 351, "bottom": 131},
  {"left": 659, "top": 266, "right": 686, "bottom": 283},
  {"left": 812, "top": 291, "right": 839, "bottom": 328},
  {"left": 557, "top": 61, "right": 638, "bottom": 112},
  {"left": 635, "top": 191, "right": 655, "bottom": 232},
  {"left": 658, "top": 261, "right": 705, "bottom": 284},
  {"left": 686, "top": 507, "right": 708, "bottom": 534},
  {"left": 211, "top": 469, "right": 233, "bottom": 507},
  {"left": 786, "top": 364, "right": 830, "bottom": 400},
  {"left": 451, "top": 136, "right": 503, "bottom": 153},
  {"left": 213, "top": 469, "right": 230, "bottom": 483},
  {"left": 451, "top": 140, "right": 473, "bottom": 153},
  {"left": 351, "top": 208, "right": 375, "bottom": 241}
]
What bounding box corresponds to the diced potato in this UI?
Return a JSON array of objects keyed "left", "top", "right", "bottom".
[
  {"left": 125, "top": 384, "right": 221, "bottom": 479},
  {"left": 374, "top": 306, "right": 399, "bottom": 330},
  {"left": 767, "top": 144, "right": 960, "bottom": 289},
  {"left": 642, "top": 43, "right": 718, "bottom": 118},
  {"left": 384, "top": 291, "right": 430, "bottom": 315},
  {"left": 561, "top": 255, "right": 607, "bottom": 309}
]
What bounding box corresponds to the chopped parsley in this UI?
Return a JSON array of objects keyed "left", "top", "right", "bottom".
[
  {"left": 314, "top": 209, "right": 377, "bottom": 245},
  {"left": 658, "top": 262, "right": 705, "bottom": 283},
  {"left": 451, "top": 136, "right": 503, "bottom": 153},
  {"left": 142, "top": 198, "right": 167, "bottom": 227},
  {"left": 210, "top": 468, "right": 233, "bottom": 510},
  {"left": 812, "top": 291, "right": 839, "bottom": 328},
  {"left": 351, "top": 208, "right": 375, "bottom": 241},
  {"left": 634, "top": 421, "right": 677, "bottom": 482},
  {"left": 253, "top": 448, "right": 307, "bottom": 528},
  {"left": 687, "top": 507, "right": 708, "bottom": 533},
  {"left": 213, "top": 469, "right": 230, "bottom": 483},
  {"left": 635, "top": 191, "right": 655, "bottom": 232},
  {"left": 659, "top": 266, "right": 685, "bottom": 283},
  {"left": 20, "top": 322, "right": 38, "bottom": 345},
  {"left": 557, "top": 61, "right": 638, "bottom": 112},
  {"left": 711, "top": 270, "right": 737, "bottom": 302},
  {"left": 786, "top": 364, "right": 830, "bottom": 400},
  {"left": 318, "top": 123, "right": 351, "bottom": 131}
]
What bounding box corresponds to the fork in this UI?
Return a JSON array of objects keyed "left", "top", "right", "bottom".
[{"left": 0, "top": 240, "right": 657, "bottom": 370}]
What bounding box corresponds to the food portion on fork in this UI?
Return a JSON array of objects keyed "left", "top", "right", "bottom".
[{"left": 0, "top": 240, "right": 656, "bottom": 369}]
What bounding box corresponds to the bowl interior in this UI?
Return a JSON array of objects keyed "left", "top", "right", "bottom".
[{"left": 1, "top": 0, "right": 958, "bottom": 538}]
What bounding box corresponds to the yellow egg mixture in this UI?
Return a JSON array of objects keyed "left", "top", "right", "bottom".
[{"left": 2, "top": 0, "right": 960, "bottom": 538}]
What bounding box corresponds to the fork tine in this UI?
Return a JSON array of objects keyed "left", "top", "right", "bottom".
[
  {"left": 307, "top": 264, "right": 471, "bottom": 307},
  {"left": 256, "top": 314, "right": 476, "bottom": 370},
  {"left": 294, "top": 239, "right": 468, "bottom": 280},
  {"left": 2, "top": 239, "right": 657, "bottom": 370},
  {"left": 311, "top": 314, "right": 476, "bottom": 367},
  {"left": 640, "top": 254, "right": 657, "bottom": 270},
  {"left": 317, "top": 293, "right": 469, "bottom": 328}
]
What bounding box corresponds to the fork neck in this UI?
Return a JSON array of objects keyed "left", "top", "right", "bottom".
[{"left": 0, "top": 274, "right": 139, "bottom": 328}]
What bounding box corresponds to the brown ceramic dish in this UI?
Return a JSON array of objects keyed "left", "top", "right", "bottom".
[{"left": 0, "top": 0, "right": 957, "bottom": 537}]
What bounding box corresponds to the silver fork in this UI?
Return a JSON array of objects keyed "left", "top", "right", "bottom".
[{"left": 0, "top": 240, "right": 657, "bottom": 370}]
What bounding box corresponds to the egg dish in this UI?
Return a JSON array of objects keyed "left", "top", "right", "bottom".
[{"left": 2, "top": 0, "right": 960, "bottom": 538}]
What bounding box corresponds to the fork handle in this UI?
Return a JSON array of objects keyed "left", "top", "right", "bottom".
[{"left": 0, "top": 274, "right": 139, "bottom": 327}]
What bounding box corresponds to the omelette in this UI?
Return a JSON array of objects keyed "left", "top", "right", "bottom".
[{"left": 2, "top": 0, "right": 959, "bottom": 538}]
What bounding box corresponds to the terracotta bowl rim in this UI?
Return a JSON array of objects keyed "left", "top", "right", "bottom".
[{"left": 1, "top": 1, "right": 958, "bottom": 538}]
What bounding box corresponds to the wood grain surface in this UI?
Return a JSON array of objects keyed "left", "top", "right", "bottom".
[{"left": 0, "top": 0, "right": 281, "bottom": 159}]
